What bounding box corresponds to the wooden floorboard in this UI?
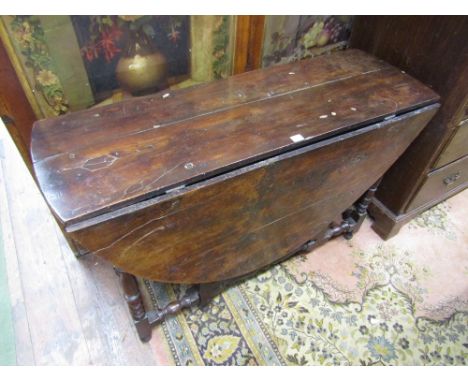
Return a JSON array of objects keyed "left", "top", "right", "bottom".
[
  {"left": 0, "top": 125, "right": 158, "bottom": 365},
  {"left": 2, "top": 129, "right": 91, "bottom": 365},
  {"left": 55, "top": 227, "right": 158, "bottom": 365},
  {"left": 0, "top": 153, "right": 35, "bottom": 365}
]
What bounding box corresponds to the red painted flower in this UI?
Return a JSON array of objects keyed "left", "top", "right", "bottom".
[
  {"left": 81, "top": 19, "right": 124, "bottom": 62},
  {"left": 99, "top": 29, "right": 122, "bottom": 62},
  {"left": 167, "top": 25, "right": 180, "bottom": 44}
]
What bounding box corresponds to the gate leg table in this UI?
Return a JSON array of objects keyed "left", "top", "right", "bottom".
[{"left": 30, "top": 49, "right": 439, "bottom": 342}]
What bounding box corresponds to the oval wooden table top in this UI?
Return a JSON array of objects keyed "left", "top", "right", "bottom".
[{"left": 31, "top": 49, "right": 439, "bottom": 227}]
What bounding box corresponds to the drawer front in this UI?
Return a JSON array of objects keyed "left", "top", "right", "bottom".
[
  {"left": 435, "top": 122, "right": 468, "bottom": 168},
  {"left": 454, "top": 98, "right": 468, "bottom": 127},
  {"left": 409, "top": 154, "right": 468, "bottom": 210},
  {"left": 69, "top": 106, "right": 436, "bottom": 284}
]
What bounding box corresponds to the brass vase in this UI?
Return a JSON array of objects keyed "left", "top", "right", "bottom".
[{"left": 116, "top": 31, "right": 168, "bottom": 96}]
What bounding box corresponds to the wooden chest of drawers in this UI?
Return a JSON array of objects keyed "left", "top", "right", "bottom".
[
  {"left": 351, "top": 16, "right": 468, "bottom": 239},
  {"left": 31, "top": 49, "right": 439, "bottom": 341}
]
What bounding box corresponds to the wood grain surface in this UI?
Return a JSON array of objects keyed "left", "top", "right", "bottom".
[
  {"left": 350, "top": 16, "right": 468, "bottom": 217},
  {"left": 0, "top": 39, "right": 37, "bottom": 170},
  {"left": 0, "top": 125, "right": 159, "bottom": 365},
  {"left": 31, "top": 49, "right": 438, "bottom": 226},
  {"left": 69, "top": 105, "right": 438, "bottom": 284}
]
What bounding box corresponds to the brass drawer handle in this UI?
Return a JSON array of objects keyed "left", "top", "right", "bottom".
[{"left": 443, "top": 172, "right": 461, "bottom": 186}]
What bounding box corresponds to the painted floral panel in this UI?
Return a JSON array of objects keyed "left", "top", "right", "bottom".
[{"left": 262, "top": 16, "right": 353, "bottom": 68}]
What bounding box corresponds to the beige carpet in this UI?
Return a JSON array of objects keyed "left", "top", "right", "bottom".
[{"left": 145, "top": 190, "right": 468, "bottom": 365}]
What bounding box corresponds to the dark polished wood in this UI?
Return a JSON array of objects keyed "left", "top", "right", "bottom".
[
  {"left": 435, "top": 122, "right": 468, "bottom": 168},
  {"left": 31, "top": 49, "right": 439, "bottom": 340},
  {"left": 115, "top": 269, "right": 152, "bottom": 342},
  {"left": 407, "top": 154, "right": 468, "bottom": 210},
  {"left": 32, "top": 50, "right": 438, "bottom": 227},
  {"left": 147, "top": 287, "right": 199, "bottom": 325},
  {"left": 0, "top": 38, "right": 37, "bottom": 171},
  {"left": 67, "top": 105, "right": 437, "bottom": 284},
  {"left": 233, "top": 16, "right": 265, "bottom": 74},
  {"left": 121, "top": 182, "right": 393, "bottom": 342},
  {"left": 340, "top": 180, "right": 381, "bottom": 240},
  {"left": 350, "top": 16, "right": 468, "bottom": 238}
]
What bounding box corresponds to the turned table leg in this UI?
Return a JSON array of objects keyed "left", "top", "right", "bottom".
[
  {"left": 344, "top": 179, "right": 381, "bottom": 239},
  {"left": 115, "top": 269, "right": 152, "bottom": 342},
  {"left": 324, "top": 180, "right": 381, "bottom": 241},
  {"left": 115, "top": 268, "right": 205, "bottom": 342},
  {"left": 112, "top": 181, "right": 383, "bottom": 342},
  {"left": 146, "top": 286, "right": 200, "bottom": 325}
]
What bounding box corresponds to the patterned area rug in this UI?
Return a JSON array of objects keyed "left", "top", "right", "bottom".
[{"left": 143, "top": 190, "right": 468, "bottom": 365}]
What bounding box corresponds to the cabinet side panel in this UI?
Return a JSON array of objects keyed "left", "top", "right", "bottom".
[{"left": 350, "top": 16, "right": 468, "bottom": 214}]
